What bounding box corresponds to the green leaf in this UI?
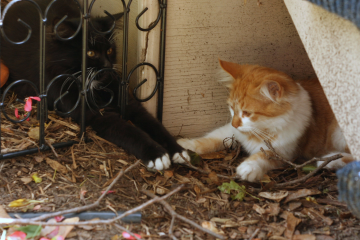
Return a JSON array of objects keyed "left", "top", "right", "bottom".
[
  {"left": 188, "top": 150, "right": 203, "bottom": 166},
  {"left": 218, "top": 181, "right": 247, "bottom": 201},
  {"left": 302, "top": 165, "right": 317, "bottom": 173},
  {"left": 233, "top": 191, "right": 246, "bottom": 201},
  {"left": 16, "top": 225, "right": 42, "bottom": 238}
]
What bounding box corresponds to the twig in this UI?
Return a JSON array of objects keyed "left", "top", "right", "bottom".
[
  {"left": 32, "top": 160, "right": 140, "bottom": 221},
  {"left": 169, "top": 216, "right": 178, "bottom": 240},
  {"left": 180, "top": 153, "right": 240, "bottom": 180},
  {"left": 142, "top": 190, "right": 225, "bottom": 240},
  {"left": 261, "top": 140, "right": 343, "bottom": 188},
  {"left": 114, "top": 223, "right": 141, "bottom": 240},
  {"left": 274, "top": 154, "right": 342, "bottom": 188},
  {"left": 261, "top": 140, "right": 327, "bottom": 169},
  {"left": 45, "top": 139, "right": 59, "bottom": 158},
  {"left": 0, "top": 183, "right": 183, "bottom": 227},
  {"left": 248, "top": 228, "right": 260, "bottom": 240}
]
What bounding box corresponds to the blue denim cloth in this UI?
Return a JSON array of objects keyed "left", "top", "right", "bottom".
[{"left": 308, "top": 0, "right": 360, "bottom": 29}]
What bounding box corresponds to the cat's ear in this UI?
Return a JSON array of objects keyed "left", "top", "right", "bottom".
[
  {"left": 97, "top": 12, "right": 124, "bottom": 29},
  {"left": 260, "top": 80, "right": 283, "bottom": 102},
  {"left": 219, "top": 59, "right": 249, "bottom": 80},
  {"left": 52, "top": 17, "right": 80, "bottom": 38}
]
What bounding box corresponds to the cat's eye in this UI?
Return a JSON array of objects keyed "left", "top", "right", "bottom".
[
  {"left": 107, "top": 48, "right": 113, "bottom": 55},
  {"left": 87, "top": 51, "right": 95, "bottom": 57},
  {"left": 242, "top": 111, "right": 251, "bottom": 117}
]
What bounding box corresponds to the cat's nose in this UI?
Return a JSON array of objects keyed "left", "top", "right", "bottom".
[
  {"left": 103, "top": 60, "right": 112, "bottom": 68},
  {"left": 232, "top": 116, "right": 242, "bottom": 128}
]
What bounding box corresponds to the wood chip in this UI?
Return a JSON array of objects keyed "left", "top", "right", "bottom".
[
  {"left": 258, "top": 190, "right": 288, "bottom": 202},
  {"left": 46, "top": 158, "right": 67, "bottom": 174},
  {"left": 301, "top": 208, "right": 333, "bottom": 226},
  {"left": 284, "top": 212, "right": 301, "bottom": 239},
  {"left": 292, "top": 234, "right": 316, "bottom": 240},
  {"left": 284, "top": 189, "right": 321, "bottom": 203}
]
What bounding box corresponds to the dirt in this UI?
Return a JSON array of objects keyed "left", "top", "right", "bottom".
[{"left": 0, "top": 97, "right": 360, "bottom": 240}]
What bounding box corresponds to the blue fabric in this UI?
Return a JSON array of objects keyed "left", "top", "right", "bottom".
[{"left": 308, "top": 0, "right": 360, "bottom": 29}]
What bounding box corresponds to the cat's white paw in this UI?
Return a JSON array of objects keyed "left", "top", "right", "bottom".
[
  {"left": 236, "top": 160, "right": 265, "bottom": 182},
  {"left": 147, "top": 154, "right": 171, "bottom": 171},
  {"left": 172, "top": 150, "right": 190, "bottom": 164},
  {"left": 177, "top": 138, "right": 198, "bottom": 153}
]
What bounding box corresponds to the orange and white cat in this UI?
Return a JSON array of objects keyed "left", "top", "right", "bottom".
[{"left": 178, "top": 59, "right": 353, "bottom": 182}]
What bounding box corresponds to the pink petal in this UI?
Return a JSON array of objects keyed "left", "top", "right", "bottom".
[
  {"left": 29, "top": 96, "right": 41, "bottom": 102},
  {"left": 39, "top": 238, "right": 51, "bottom": 240},
  {"left": 54, "top": 216, "right": 64, "bottom": 222},
  {"left": 122, "top": 231, "right": 142, "bottom": 239},
  {"left": 7, "top": 231, "right": 26, "bottom": 240},
  {"left": 101, "top": 190, "right": 116, "bottom": 194},
  {"left": 15, "top": 108, "right": 20, "bottom": 119},
  {"left": 24, "top": 98, "right": 32, "bottom": 112},
  {"left": 47, "top": 227, "right": 59, "bottom": 238}
]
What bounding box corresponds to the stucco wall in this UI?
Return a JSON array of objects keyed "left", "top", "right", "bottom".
[
  {"left": 162, "top": 0, "right": 316, "bottom": 138},
  {"left": 284, "top": 0, "right": 360, "bottom": 159}
]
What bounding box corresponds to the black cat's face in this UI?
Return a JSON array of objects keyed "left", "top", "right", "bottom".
[
  {"left": 53, "top": 12, "right": 123, "bottom": 71},
  {"left": 86, "top": 33, "right": 117, "bottom": 69}
]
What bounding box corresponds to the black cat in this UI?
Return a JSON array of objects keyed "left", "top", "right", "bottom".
[{"left": 1, "top": 0, "right": 190, "bottom": 169}]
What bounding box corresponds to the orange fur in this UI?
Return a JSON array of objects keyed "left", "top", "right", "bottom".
[{"left": 178, "top": 60, "right": 353, "bottom": 182}]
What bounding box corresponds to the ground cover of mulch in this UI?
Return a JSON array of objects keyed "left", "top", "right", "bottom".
[{"left": 0, "top": 97, "right": 360, "bottom": 240}]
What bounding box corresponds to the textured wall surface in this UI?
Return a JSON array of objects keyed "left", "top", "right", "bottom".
[
  {"left": 284, "top": 0, "right": 360, "bottom": 159},
  {"left": 162, "top": 0, "right": 315, "bottom": 138}
]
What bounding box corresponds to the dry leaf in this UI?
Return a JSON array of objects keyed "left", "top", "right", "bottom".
[
  {"left": 34, "top": 156, "right": 44, "bottom": 163},
  {"left": 46, "top": 158, "right": 67, "bottom": 174},
  {"left": 28, "top": 127, "right": 40, "bottom": 140},
  {"left": 284, "top": 189, "right": 321, "bottom": 203},
  {"left": 301, "top": 208, "right": 333, "bottom": 226},
  {"left": 40, "top": 218, "right": 58, "bottom": 237},
  {"left": 284, "top": 212, "right": 301, "bottom": 239},
  {"left": 269, "top": 236, "right": 288, "bottom": 240},
  {"left": 78, "top": 218, "right": 100, "bottom": 230},
  {"left": 265, "top": 203, "right": 281, "bottom": 216},
  {"left": 208, "top": 171, "right": 219, "bottom": 184},
  {"left": 164, "top": 170, "right": 173, "bottom": 180},
  {"left": 57, "top": 217, "right": 79, "bottom": 237},
  {"left": 201, "top": 221, "right": 224, "bottom": 235},
  {"left": 210, "top": 217, "right": 232, "bottom": 223},
  {"left": 253, "top": 204, "right": 266, "bottom": 215},
  {"left": 293, "top": 234, "right": 316, "bottom": 240},
  {"left": 288, "top": 202, "right": 302, "bottom": 211},
  {"left": 156, "top": 186, "right": 169, "bottom": 195},
  {"left": 239, "top": 220, "right": 259, "bottom": 226},
  {"left": 20, "top": 177, "right": 33, "bottom": 184},
  {"left": 258, "top": 190, "right": 288, "bottom": 202},
  {"left": 0, "top": 205, "right": 11, "bottom": 219}
]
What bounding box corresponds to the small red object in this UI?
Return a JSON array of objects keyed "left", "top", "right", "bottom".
[{"left": 122, "top": 231, "right": 142, "bottom": 239}]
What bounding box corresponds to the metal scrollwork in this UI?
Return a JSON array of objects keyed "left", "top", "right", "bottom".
[
  {"left": 0, "top": 0, "right": 168, "bottom": 160},
  {"left": 135, "top": 0, "right": 162, "bottom": 32},
  {"left": 0, "top": 80, "right": 40, "bottom": 123},
  {"left": 128, "top": 62, "right": 160, "bottom": 102}
]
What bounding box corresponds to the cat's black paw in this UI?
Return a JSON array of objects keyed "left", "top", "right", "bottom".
[{"left": 146, "top": 153, "right": 171, "bottom": 171}]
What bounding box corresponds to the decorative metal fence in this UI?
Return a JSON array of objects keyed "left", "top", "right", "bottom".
[{"left": 0, "top": 0, "right": 167, "bottom": 160}]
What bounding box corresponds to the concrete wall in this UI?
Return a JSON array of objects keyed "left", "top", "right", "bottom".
[
  {"left": 284, "top": 0, "right": 360, "bottom": 159},
  {"left": 162, "top": 0, "right": 316, "bottom": 138}
]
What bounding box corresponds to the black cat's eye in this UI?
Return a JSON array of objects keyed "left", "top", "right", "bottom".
[
  {"left": 107, "top": 48, "right": 113, "bottom": 55},
  {"left": 87, "top": 51, "right": 95, "bottom": 57}
]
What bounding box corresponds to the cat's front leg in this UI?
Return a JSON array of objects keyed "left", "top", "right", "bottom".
[
  {"left": 125, "top": 95, "right": 191, "bottom": 165},
  {"left": 177, "top": 123, "right": 234, "bottom": 154},
  {"left": 236, "top": 150, "right": 283, "bottom": 182}
]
